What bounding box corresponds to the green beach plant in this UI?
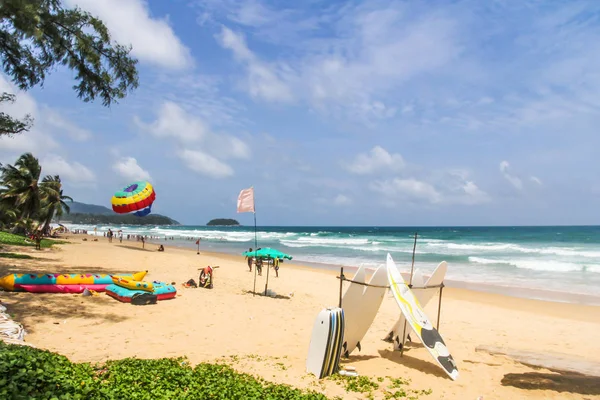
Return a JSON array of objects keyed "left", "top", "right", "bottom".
[{"left": 0, "top": 343, "right": 332, "bottom": 400}]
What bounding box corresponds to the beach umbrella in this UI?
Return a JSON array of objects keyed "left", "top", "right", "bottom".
[{"left": 242, "top": 247, "right": 292, "bottom": 260}]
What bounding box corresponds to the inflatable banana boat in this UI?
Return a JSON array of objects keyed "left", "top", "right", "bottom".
[
  {"left": 106, "top": 281, "right": 176, "bottom": 303},
  {"left": 111, "top": 276, "right": 154, "bottom": 292},
  {"left": 0, "top": 271, "right": 147, "bottom": 293}
]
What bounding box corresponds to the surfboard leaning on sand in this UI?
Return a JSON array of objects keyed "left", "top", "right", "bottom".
[{"left": 386, "top": 253, "right": 459, "bottom": 380}]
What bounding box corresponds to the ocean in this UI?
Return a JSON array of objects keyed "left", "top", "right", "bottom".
[{"left": 65, "top": 224, "right": 600, "bottom": 304}]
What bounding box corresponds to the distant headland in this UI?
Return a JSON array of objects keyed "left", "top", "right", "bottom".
[
  {"left": 207, "top": 218, "right": 240, "bottom": 226},
  {"left": 58, "top": 201, "right": 180, "bottom": 226}
]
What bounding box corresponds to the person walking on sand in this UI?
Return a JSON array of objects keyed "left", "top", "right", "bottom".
[
  {"left": 245, "top": 248, "right": 253, "bottom": 272},
  {"left": 274, "top": 257, "right": 280, "bottom": 278}
]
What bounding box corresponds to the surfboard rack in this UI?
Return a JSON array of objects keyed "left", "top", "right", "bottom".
[{"left": 337, "top": 265, "right": 446, "bottom": 358}]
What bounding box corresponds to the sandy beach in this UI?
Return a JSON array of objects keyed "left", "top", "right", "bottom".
[{"left": 1, "top": 236, "right": 599, "bottom": 400}]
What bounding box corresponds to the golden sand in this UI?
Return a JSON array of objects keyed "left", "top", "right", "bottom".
[{"left": 1, "top": 236, "right": 599, "bottom": 399}]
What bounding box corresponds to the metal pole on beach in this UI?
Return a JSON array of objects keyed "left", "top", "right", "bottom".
[
  {"left": 252, "top": 211, "right": 258, "bottom": 296},
  {"left": 409, "top": 232, "right": 418, "bottom": 287},
  {"left": 401, "top": 232, "right": 418, "bottom": 357},
  {"left": 338, "top": 267, "right": 344, "bottom": 308},
  {"left": 264, "top": 256, "right": 271, "bottom": 296}
]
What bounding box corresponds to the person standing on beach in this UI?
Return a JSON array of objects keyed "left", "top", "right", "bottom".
[
  {"left": 107, "top": 229, "right": 113, "bottom": 243},
  {"left": 245, "top": 248, "right": 253, "bottom": 272},
  {"left": 274, "top": 257, "right": 280, "bottom": 278}
]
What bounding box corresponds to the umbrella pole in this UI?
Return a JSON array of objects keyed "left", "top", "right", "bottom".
[{"left": 264, "top": 257, "right": 271, "bottom": 296}]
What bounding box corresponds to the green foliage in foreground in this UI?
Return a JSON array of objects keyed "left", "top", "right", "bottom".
[
  {"left": 0, "top": 252, "right": 33, "bottom": 259},
  {"left": 0, "top": 231, "right": 66, "bottom": 249},
  {"left": 0, "top": 343, "right": 331, "bottom": 400},
  {"left": 326, "top": 374, "right": 432, "bottom": 400}
]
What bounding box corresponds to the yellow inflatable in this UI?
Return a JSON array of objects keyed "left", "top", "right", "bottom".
[{"left": 112, "top": 275, "right": 154, "bottom": 292}]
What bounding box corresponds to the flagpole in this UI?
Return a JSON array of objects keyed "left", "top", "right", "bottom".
[{"left": 252, "top": 189, "right": 258, "bottom": 297}]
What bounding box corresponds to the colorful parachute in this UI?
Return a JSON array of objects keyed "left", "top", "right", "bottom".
[{"left": 111, "top": 181, "right": 156, "bottom": 217}]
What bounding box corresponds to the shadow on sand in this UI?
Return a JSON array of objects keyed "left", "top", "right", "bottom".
[
  {"left": 378, "top": 349, "right": 450, "bottom": 379},
  {"left": 341, "top": 354, "right": 380, "bottom": 362},
  {"left": 502, "top": 371, "right": 600, "bottom": 395},
  {"left": 242, "top": 290, "right": 291, "bottom": 300},
  {"left": 115, "top": 244, "right": 155, "bottom": 252},
  {"left": 0, "top": 263, "right": 146, "bottom": 276},
  {"left": 1, "top": 293, "right": 128, "bottom": 334}
]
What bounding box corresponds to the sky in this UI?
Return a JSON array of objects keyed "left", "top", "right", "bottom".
[{"left": 1, "top": 0, "right": 600, "bottom": 226}]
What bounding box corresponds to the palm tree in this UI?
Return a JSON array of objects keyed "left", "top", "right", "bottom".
[
  {"left": 0, "top": 152, "right": 42, "bottom": 220},
  {"left": 39, "top": 175, "right": 72, "bottom": 234}
]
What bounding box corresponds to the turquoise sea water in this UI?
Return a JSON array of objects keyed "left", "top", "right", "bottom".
[{"left": 66, "top": 224, "right": 600, "bottom": 301}]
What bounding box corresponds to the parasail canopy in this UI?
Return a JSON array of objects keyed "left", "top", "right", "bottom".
[{"left": 111, "top": 181, "right": 156, "bottom": 217}]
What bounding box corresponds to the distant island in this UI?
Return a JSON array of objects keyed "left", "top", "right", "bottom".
[
  {"left": 207, "top": 218, "right": 240, "bottom": 226},
  {"left": 57, "top": 201, "right": 180, "bottom": 226}
]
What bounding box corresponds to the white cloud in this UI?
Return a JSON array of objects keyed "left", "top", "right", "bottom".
[
  {"left": 344, "top": 146, "right": 404, "bottom": 175},
  {"left": 210, "top": 4, "right": 462, "bottom": 122},
  {"left": 42, "top": 107, "right": 92, "bottom": 141},
  {"left": 0, "top": 76, "right": 58, "bottom": 155},
  {"left": 178, "top": 149, "right": 234, "bottom": 179},
  {"left": 530, "top": 176, "right": 543, "bottom": 186},
  {"left": 333, "top": 194, "right": 352, "bottom": 206},
  {"left": 135, "top": 101, "right": 209, "bottom": 142},
  {"left": 41, "top": 154, "right": 96, "bottom": 185},
  {"left": 457, "top": 181, "right": 490, "bottom": 205},
  {"left": 216, "top": 26, "right": 293, "bottom": 102},
  {"left": 499, "top": 161, "right": 523, "bottom": 190},
  {"left": 370, "top": 169, "right": 490, "bottom": 206},
  {"left": 113, "top": 157, "right": 152, "bottom": 182},
  {"left": 136, "top": 101, "right": 251, "bottom": 165},
  {"left": 371, "top": 178, "right": 442, "bottom": 204},
  {"left": 64, "top": 0, "right": 193, "bottom": 69}
]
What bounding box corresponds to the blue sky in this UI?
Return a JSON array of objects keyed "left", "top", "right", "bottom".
[{"left": 1, "top": 0, "right": 599, "bottom": 226}]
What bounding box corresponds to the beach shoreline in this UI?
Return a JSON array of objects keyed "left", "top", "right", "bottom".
[
  {"left": 135, "top": 235, "right": 600, "bottom": 307},
  {"left": 1, "top": 235, "right": 599, "bottom": 400}
]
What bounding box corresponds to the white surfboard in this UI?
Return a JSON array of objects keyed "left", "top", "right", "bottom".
[
  {"left": 341, "top": 264, "right": 388, "bottom": 357},
  {"left": 386, "top": 254, "right": 459, "bottom": 380},
  {"left": 339, "top": 266, "right": 366, "bottom": 356},
  {"left": 306, "top": 307, "right": 345, "bottom": 379},
  {"left": 384, "top": 261, "right": 447, "bottom": 350}
]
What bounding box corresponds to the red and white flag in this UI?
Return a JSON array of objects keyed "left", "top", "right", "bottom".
[{"left": 237, "top": 187, "right": 255, "bottom": 213}]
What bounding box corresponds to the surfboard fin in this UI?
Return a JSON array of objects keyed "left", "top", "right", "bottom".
[
  {"left": 343, "top": 350, "right": 349, "bottom": 358},
  {"left": 383, "top": 330, "right": 394, "bottom": 342},
  {"left": 356, "top": 341, "right": 361, "bottom": 352}
]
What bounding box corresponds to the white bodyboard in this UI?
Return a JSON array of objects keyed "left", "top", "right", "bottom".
[{"left": 306, "top": 307, "right": 345, "bottom": 378}]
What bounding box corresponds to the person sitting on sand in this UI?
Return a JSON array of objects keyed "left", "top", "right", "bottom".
[{"left": 158, "top": 245, "right": 165, "bottom": 252}]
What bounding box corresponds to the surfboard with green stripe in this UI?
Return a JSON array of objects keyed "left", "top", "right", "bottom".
[{"left": 386, "top": 253, "right": 459, "bottom": 380}]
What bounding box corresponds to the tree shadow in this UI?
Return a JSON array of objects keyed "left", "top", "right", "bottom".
[
  {"left": 242, "top": 290, "right": 291, "bottom": 300},
  {"left": 502, "top": 371, "right": 600, "bottom": 395},
  {"left": 0, "top": 262, "right": 147, "bottom": 276},
  {"left": 115, "top": 245, "right": 154, "bottom": 252},
  {"left": 378, "top": 349, "right": 450, "bottom": 379},
  {"left": 1, "top": 293, "right": 128, "bottom": 334}
]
